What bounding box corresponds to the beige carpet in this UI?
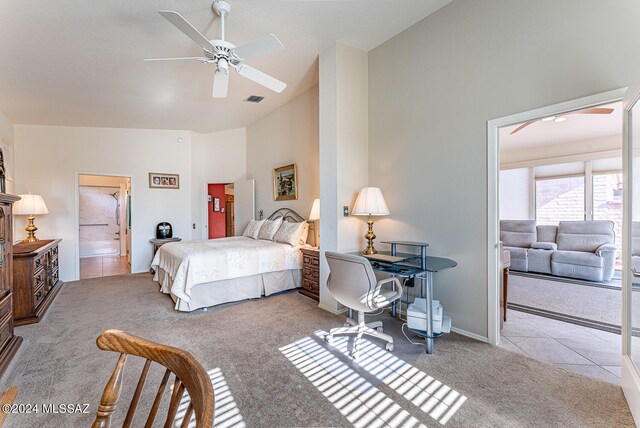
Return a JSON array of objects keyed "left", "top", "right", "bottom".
[{"left": 0, "top": 273, "right": 634, "bottom": 427}]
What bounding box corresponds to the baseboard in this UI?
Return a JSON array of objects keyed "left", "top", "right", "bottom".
[
  {"left": 450, "top": 327, "right": 489, "bottom": 343},
  {"left": 318, "top": 303, "right": 348, "bottom": 315},
  {"left": 621, "top": 355, "right": 640, "bottom": 425}
]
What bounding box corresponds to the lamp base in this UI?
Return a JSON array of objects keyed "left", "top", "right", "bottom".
[
  {"left": 362, "top": 215, "right": 377, "bottom": 255},
  {"left": 24, "top": 215, "right": 39, "bottom": 243}
]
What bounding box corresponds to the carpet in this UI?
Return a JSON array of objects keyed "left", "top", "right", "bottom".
[
  {"left": 0, "top": 273, "right": 633, "bottom": 427},
  {"left": 507, "top": 273, "right": 640, "bottom": 334}
]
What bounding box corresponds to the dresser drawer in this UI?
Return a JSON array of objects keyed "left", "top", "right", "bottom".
[
  {"left": 34, "top": 254, "right": 45, "bottom": 272},
  {"left": 33, "top": 285, "right": 45, "bottom": 308},
  {"left": 0, "top": 314, "right": 12, "bottom": 350},
  {"left": 303, "top": 267, "right": 319, "bottom": 281},
  {"left": 0, "top": 294, "right": 11, "bottom": 323},
  {"left": 51, "top": 245, "right": 59, "bottom": 257},
  {"left": 34, "top": 269, "right": 46, "bottom": 288},
  {"left": 302, "top": 278, "right": 319, "bottom": 293}
]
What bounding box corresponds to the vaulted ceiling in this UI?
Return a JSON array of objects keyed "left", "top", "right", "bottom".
[{"left": 0, "top": 0, "right": 451, "bottom": 132}]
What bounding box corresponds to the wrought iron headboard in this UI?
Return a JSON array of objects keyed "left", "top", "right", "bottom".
[{"left": 266, "top": 208, "right": 306, "bottom": 223}]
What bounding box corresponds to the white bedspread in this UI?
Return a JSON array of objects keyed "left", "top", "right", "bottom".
[{"left": 151, "top": 237, "right": 303, "bottom": 302}]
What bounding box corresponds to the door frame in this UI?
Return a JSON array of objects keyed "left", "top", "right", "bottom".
[
  {"left": 202, "top": 182, "right": 235, "bottom": 240},
  {"left": 486, "top": 87, "right": 627, "bottom": 346},
  {"left": 75, "top": 172, "right": 132, "bottom": 280}
]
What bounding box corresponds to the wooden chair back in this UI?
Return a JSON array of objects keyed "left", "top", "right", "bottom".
[{"left": 92, "top": 329, "right": 214, "bottom": 428}]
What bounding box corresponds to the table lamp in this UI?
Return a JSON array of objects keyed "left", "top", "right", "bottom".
[
  {"left": 308, "top": 198, "right": 320, "bottom": 247},
  {"left": 352, "top": 187, "right": 389, "bottom": 255},
  {"left": 13, "top": 194, "right": 49, "bottom": 243}
]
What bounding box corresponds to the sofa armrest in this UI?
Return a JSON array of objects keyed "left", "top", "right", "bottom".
[
  {"left": 530, "top": 242, "right": 557, "bottom": 250},
  {"left": 596, "top": 244, "right": 617, "bottom": 256}
]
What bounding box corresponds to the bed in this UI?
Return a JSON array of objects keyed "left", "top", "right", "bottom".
[{"left": 151, "top": 209, "right": 310, "bottom": 311}]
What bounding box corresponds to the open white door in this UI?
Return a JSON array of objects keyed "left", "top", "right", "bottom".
[
  {"left": 622, "top": 86, "right": 640, "bottom": 423},
  {"left": 233, "top": 179, "right": 255, "bottom": 236}
]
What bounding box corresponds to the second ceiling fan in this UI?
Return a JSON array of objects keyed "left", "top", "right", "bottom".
[{"left": 146, "top": 0, "right": 287, "bottom": 98}]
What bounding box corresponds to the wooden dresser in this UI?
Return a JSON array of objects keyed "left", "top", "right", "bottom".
[
  {"left": 13, "top": 239, "right": 63, "bottom": 326},
  {"left": 0, "top": 194, "right": 22, "bottom": 378},
  {"left": 300, "top": 248, "right": 319, "bottom": 301}
]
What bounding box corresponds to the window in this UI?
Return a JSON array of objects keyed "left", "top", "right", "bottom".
[{"left": 535, "top": 176, "right": 585, "bottom": 225}]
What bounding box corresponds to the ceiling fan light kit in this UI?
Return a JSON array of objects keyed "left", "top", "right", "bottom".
[{"left": 147, "top": 1, "right": 287, "bottom": 99}]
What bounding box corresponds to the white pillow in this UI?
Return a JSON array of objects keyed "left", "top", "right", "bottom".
[
  {"left": 298, "top": 222, "right": 310, "bottom": 245},
  {"left": 242, "top": 219, "right": 265, "bottom": 240},
  {"left": 274, "top": 221, "right": 306, "bottom": 246},
  {"left": 257, "top": 218, "right": 283, "bottom": 241}
]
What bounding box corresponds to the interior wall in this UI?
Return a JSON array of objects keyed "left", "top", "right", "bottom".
[
  {"left": 246, "top": 86, "right": 319, "bottom": 220},
  {"left": 191, "top": 128, "right": 246, "bottom": 240},
  {"left": 207, "top": 183, "right": 226, "bottom": 239},
  {"left": 0, "top": 111, "right": 15, "bottom": 195},
  {"left": 367, "top": 0, "right": 640, "bottom": 338},
  {"left": 14, "top": 125, "right": 192, "bottom": 280},
  {"left": 499, "top": 168, "right": 531, "bottom": 220}
]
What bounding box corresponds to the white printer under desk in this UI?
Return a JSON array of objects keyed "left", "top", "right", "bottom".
[{"left": 407, "top": 298, "right": 451, "bottom": 336}]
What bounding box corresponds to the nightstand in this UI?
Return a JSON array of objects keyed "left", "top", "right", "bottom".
[{"left": 300, "top": 248, "right": 319, "bottom": 301}]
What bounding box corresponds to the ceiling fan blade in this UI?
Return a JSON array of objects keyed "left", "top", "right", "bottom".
[
  {"left": 144, "top": 57, "right": 207, "bottom": 62},
  {"left": 213, "top": 69, "right": 229, "bottom": 98},
  {"left": 158, "top": 10, "right": 215, "bottom": 51},
  {"left": 236, "top": 65, "right": 286, "bottom": 93},
  {"left": 233, "top": 34, "right": 284, "bottom": 61},
  {"left": 568, "top": 107, "right": 615, "bottom": 115},
  {"left": 510, "top": 120, "right": 536, "bottom": 135}
]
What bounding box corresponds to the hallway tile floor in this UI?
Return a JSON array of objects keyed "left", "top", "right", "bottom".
[
  {"left": 80, "top": 255, "right": 129, "bottom": 279},
  {"left": 499, "top": 309, "right": 621, "bottom": 384}
]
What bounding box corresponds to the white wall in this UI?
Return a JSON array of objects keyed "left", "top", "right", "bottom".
[
  {"left": 499, "top": 168, "right": 531, "bottom": 220},
  {"left": 367, "top": 0, "right": 640, "bottom": 338},
  {"left": 246, "top": 86, "right": 319, "bottom": 220},
  {"left": 319, "top": 43, "right": 369, "bottom": 313},
  {"left": 0, "top": 112, "right": 15, "bottom": 195},
  {"left": 191, "top": 128, "right": 246, "bottom": 240},
  {"left": 14, "top": 125, "right": 192, "bottom": 280}
]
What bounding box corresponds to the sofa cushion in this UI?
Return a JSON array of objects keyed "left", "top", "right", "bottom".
[
  {"left": 500, "top": 220, "right": 536, "bottom": 248},
  {"left": 536, "top": 225, "right": 558, "bottom": 244},
  {"left": 530, "top": 242, "right": 557, "bottom": 250},
  {"left": 528, "top": 249, "right": 553, "bottom": 274},
  {"left": 552, "top": 250, "right": 604, "bottom": 268},
  {"left": 505, "top": 246, "right": 527, "bottom": 260},
  {"left": 556, "top": 221, "right": 614, "bottom": 252}
]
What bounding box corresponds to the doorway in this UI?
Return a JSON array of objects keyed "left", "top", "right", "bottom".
[
  {"left": 78, "top": 174, "right": 131, "bottom": 279},
  {"left": 208, "top": 183, "right": 234, "bottom": 239},
  {"left": 487, "top": 89, "right": 627, "bottom": 384}
]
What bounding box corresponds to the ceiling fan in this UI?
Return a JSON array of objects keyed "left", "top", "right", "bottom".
[
  {"left": 146, "top": 0, "right": 287, "bottom": 98},
  {"left": 510, "top": 107, "right": 615, "bottom": 135}
]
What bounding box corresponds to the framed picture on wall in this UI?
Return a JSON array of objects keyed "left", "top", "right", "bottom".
[
  {"left": 273, "top": 163, "right": 298, "bottom": 201},
  {"left": 213, "top": 197, "right": 220, "bottom": 212},
  {"left": 149, "top": 173, "right": 179, "bottom": 189}
]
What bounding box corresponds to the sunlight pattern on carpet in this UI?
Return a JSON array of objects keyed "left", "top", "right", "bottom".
[
  {"left": 173, "top": 367, "right": 246, "bottom": 428},
  {"left": 280, "top": 331, "right": 467, "bottom": 427}
]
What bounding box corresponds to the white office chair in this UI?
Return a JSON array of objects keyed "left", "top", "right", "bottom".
[{"left": 324, "top": 251, "right": 403, "bottom": 359}]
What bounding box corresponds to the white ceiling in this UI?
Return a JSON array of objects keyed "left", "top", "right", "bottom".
[
  {"left": 500, "top": 102, "right": 623, "bottom": 151},
  {"left": 0, "top": 0, "right": 451, "bottom": 133}
]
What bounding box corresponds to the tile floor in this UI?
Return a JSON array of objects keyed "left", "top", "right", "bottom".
[
  {"left": 499, "top": 309, "right": 621, "bottom": 384},
  {"left": 79, "top": 255, "right": 129, "bottom": 279}
]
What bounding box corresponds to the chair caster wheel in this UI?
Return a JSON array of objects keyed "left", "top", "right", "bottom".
[
  {"left": 344, "top": 322, "right": 351, "bottom": 327},
  {"left": 376, "top": 326, "right": 384, "bottom": 333},
  {"left": 385, "top": 343, "right": 394, "bottom": 352},
  {"left": 324, "top": 335, "right": 333, "bottom": 343},
  {"left": 350, "top": 351, "right": 360, "bottom": 360}
]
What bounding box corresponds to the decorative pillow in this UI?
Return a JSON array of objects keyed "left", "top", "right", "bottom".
[
  {"left": 257, "top": 218, "right": 283, "bottom": 241},
  {"left": 242, "top": 219, "right": 265, "bottom": 240},
  {"left": 274, "top": 221, "right": 306, "bottom": 246}
]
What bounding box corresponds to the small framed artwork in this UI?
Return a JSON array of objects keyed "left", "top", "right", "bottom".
[
  {"left": 273, "top": 163, "right": 298, "bottom": 201},
  {"left": 149, "top": 173, "right": 179, "bottom": 189},
  {"left": 213, "top": 197, "right": 220, "bottom": 212}
]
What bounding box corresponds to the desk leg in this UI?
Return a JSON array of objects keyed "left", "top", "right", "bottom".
[
  {"left": 425, "top": 271, "right": 434, "bottom": 354},
  {"left": 503, "top": 267, "right": 509, "bottom": 322}
]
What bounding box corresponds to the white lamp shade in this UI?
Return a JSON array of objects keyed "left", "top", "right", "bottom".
[
  {"left": 309, "top": 198, "right": 320, "bottom": 221},
  {"left": 352, "top": 187, "right": 389, "bottom": 216},
  {"left": 13, "top": 194, "right": 49, "bottom": 216}
]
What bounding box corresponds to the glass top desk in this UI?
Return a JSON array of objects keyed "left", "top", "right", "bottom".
[{"left": 354, "top": 241, "right": 457, "bottom": 354}]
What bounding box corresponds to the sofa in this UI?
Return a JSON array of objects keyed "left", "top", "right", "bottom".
[{"left": 500, "top": 220, "right": 617, "bottom": 282}]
